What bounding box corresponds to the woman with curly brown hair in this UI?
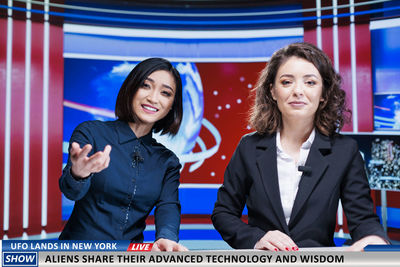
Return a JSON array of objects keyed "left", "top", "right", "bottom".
[{"left": 212, "top": 42, "right": 388, "bottom": 251}]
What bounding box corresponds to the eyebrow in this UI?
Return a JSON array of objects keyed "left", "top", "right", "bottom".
[
  {"left": 145, "top": 77, "right": 175, "bottom": 92},
  {"left": 279, "top": 74, "right": 320, "bottom": 79}
]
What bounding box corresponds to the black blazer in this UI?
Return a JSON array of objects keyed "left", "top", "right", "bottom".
[{"left": 212, "top": 131, "right": 386, "bottom": 249}]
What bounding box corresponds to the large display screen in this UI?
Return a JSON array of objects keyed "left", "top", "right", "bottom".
[
  {"left": 62, "top": 58, "right": 266, "bottom": 220},
  {"left": 372, "top": 26, "right": 400, "bottom": 130}
]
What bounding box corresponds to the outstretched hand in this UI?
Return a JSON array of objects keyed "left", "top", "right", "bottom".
[
  {"left": 151, "top": 238, "right": 188, "bottom": 252},
  {"left": 70, "top": 142, "right": 112, "bottom": 179}
]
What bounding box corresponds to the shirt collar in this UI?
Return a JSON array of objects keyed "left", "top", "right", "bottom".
[
  {"left": 276, "top": 128, "right": 316, "bottom": 153},
  {"left": 115, "top": 120, "right": 154, "bottom": 153},
  {"left": 302, "top": 128, "right": 315, "bottom": 149},
  {"left": 276, "top": 130, "right": 284, "bottom": 154}
]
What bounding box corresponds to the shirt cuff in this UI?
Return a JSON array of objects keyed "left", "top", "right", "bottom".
[
  {"left": 64, "top": 166, "right": 92, "bottom": 189},
  {"left": 155, "top": 227, "right": 179, "bottom": 243},
  {"left": 69, "top": 168, "right": 92, "bottom": 181}
]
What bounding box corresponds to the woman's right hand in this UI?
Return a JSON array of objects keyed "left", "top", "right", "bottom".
[
  {"left": 254, "top": 230, "right": 298, "bottom": 251},
  {"left": 70, "top": 142, "right": 112, "bottom": 179},
  {"left": 152, "top": 238, "right": 188, "bottom": 252}
]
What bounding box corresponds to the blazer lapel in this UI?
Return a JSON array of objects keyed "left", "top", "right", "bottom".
[
  {"left": 289, "top": 131, "right": 331, "bottom": 226},
  {"left": 255, "top": 134, "right": 289, "bottom": 234}
]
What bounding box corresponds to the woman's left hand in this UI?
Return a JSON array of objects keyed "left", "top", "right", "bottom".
[
  {"left": 346, "top": 235, "right": 388, "bottom": 251},
  {"left": 152, "top": 238, "right": 188, "bottom": 252}
]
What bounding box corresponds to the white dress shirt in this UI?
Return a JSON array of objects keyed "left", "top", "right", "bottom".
[{"left": 276, "top": 129, "right": 315, "bottom": 225}]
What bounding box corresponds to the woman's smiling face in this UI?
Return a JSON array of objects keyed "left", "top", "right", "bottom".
[{"left": 132, "top": 70, "right": 176, "bottom": 128}]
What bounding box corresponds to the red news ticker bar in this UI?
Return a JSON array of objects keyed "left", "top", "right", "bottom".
[{"left": 127, "top": 243, "right": 153, "bottom": 251}]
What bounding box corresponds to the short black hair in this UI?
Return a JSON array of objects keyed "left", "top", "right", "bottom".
[{"left": 115, "top": 58, "right": 183, "bottom": 135}]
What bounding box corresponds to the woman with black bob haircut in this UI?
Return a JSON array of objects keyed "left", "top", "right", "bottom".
[
  {"left": 59, "top": 58, "right": 187, "bottom": 251},
  {"left": 115, "top": 57, "right": 182, "bottom": 135},
  {"left": 212, "top": 43, "right": 389, "bottom": 251}
]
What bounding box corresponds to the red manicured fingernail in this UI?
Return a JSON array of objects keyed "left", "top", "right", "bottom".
[
  {"left": 274, "top": 248, "right": 278, "bottom": 251},
  {"left": 293, "top": 247, "right": 298, "bottom": 251},
  {"left": 285, "top": 247, "right": 289, "bottom": 251}
]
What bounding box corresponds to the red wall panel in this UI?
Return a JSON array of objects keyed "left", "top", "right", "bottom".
[
  {"left": 355, "top": 23, "right": 374, "bottom": 132},
  {"left": 46, "top": 23, "right": 63, "bottom": 233},
  {"left": 0, "top": 16, "right": 63, "bottom": 237},
  {"left": 337, "top": 25, "right": 354, "bottom": 132},
  {"left": 27, "top": 21, "right": 44, "bottom": 236},
  {"left": 8, "top": 19, "right": 25, "bottom": 237}
]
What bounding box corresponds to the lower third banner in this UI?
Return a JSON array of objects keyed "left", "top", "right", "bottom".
[{"left": 1, "top": 240, "right": 400, "bottom": 266}]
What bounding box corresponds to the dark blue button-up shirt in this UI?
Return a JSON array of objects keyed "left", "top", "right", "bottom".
[{"left": 59, "top": 120, "right": 181, "bottom": 242}]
